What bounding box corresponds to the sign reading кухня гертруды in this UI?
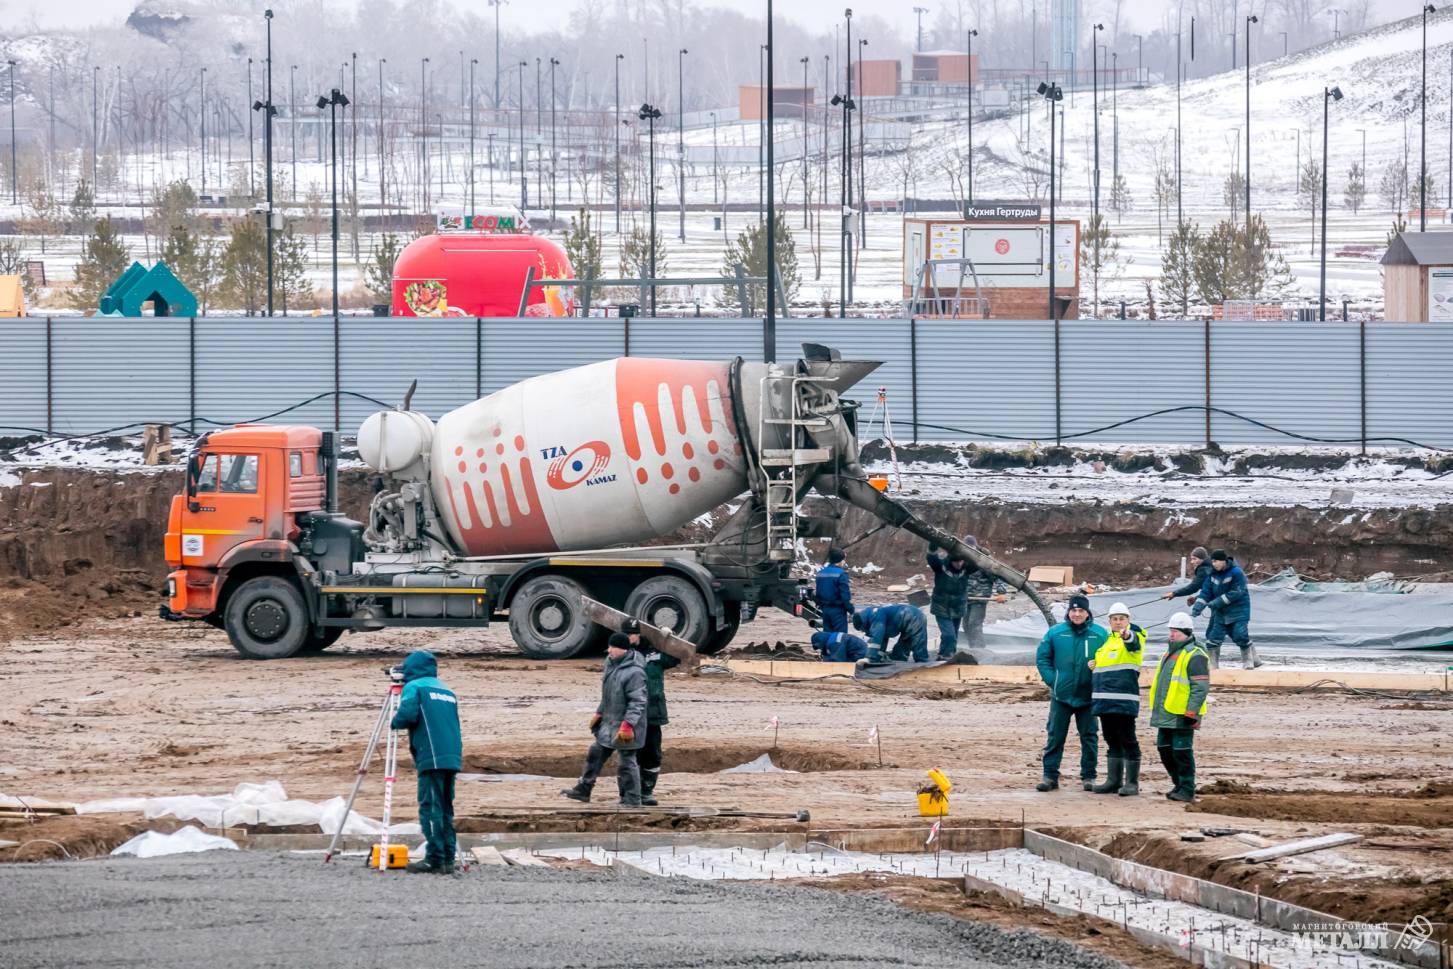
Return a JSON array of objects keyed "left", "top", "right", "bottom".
[{"left": 962, "top": 201, "right": 1042, "bottom": 222}]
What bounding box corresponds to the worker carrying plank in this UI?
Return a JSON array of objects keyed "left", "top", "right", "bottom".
[{"left": 561, "top": 633, "right": 649, "bottom": 807}]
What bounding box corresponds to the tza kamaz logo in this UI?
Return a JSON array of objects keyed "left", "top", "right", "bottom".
[{"left": 544, "top": 441, "right": 615, "bottom": 490}]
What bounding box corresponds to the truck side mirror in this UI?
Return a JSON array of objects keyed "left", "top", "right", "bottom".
[{"left": 186, "top": 452, "right": 202, "bottom": 512}]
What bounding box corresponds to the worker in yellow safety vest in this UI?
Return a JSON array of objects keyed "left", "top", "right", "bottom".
[
  {"left": 1088, "top": 602, "right": 1146, "bottom": 797},
  {"left": 1147, "top": 612, "right": 1211, "bottom": 803}
]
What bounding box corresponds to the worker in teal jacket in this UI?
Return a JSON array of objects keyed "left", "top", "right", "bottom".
[
  {"left": 390, "top": 650, "right": 462, "bottom": 874},
  {"left": 1033, "top": 594, "right": 1106, "bottom": 792}
]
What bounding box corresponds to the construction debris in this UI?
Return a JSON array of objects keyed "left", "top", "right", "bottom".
[{"left": 1229, "top": 832, "right": 1364, "bottom": 864}]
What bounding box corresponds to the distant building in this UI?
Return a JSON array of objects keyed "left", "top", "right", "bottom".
[
  {"left": 738, "top": 85, "right": 814, "bottom": 120},
  {"left": 853, "top": 59, "right": 902, "bottom": 97},
  {"left": 1382, "top": 230, "right": 1453, "bottom": 322},
  {"left": 909, "top": 51, "right": 979, "bottom": 84}
]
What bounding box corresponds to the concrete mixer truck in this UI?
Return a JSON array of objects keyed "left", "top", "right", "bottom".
[{"left": 160, "top": 345, "right": 1052, "bottom": 659}]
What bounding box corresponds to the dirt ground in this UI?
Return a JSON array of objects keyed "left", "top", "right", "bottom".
[{"left": 3, "top": 606, "right": 1451, "bottom": 941}]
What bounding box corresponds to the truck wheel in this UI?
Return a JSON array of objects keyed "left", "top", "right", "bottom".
[
  {"left": 509, "top": 574, "right": 595, "bottom": 659},
  {"left": 626, "top": 576, "right": 710, "bottom": 648},
  {"left": 298, "top": 628, "right": 344, "bottom": 654},
  {"left": 224, "top": 576, "right": 310, "bottom": 660},
  {"left": 699, "top": 602, "right": 742, "bottom": 656}
]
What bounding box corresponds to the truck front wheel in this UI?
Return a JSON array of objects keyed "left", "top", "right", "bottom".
[
  {"left": 509, "top": 574, "right": 595, "bottom": 659},
  {"left": 224, "top": 576, "right": 310, "bottom": 660},
  {"left": 626, "top": 575, "right": 710, "bottom": 648}
]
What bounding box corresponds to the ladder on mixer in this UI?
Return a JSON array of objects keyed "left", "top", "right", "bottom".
[{"left": 757, "top": 373, "right": 833, "bottom": 561}]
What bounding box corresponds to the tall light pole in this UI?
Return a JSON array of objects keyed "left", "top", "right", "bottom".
[
  {"left": 1321, "top": 85, "right": 1343, "bottom": 321},
  {"left": 638, "top": 102, "right": 662, "bottom": 315},
  {"left": 1038, "top": 81, "right": 1063, "bottom": 322},
  {"left": 1246, "top": 14, "right": 1257, "bottom": 228},
  {"left": 200, "top": 66, "right": 208, "bottom": 196},
  {"left": 1091, "top": 23, "right": 1103, "bottom": 239},
  {"left": 912, "top": 7, "right": 928, "bottom": 52},
  {"left": 6, "top": 60, "right": 15, "bottom": 206},
  {"left": 289, "top": 63, "right": 298, "bottom": 199},
  {"left": 1421, "top": 4, "right": 1435, "bottom": 231},
  {"left": 844, "top": 7, "right": 854, "bottom": 304},
  {"left": 678, "top": 48, "right": 688, "bottom": 242},
  {"left": 318, "top": 88, "right": 350, "bottom": 319},
  {"left": 766, "top": 0, "right": 777, "bottom": 359},
  {"left": 518, "top": 59, "right": 527, "bottom": 208},
  {"left": 966, "top": 28, "right": 977, "bottom": 203},
  {"left": 489, "top": 0, "right": 506, "bottom": 109},
  {"left": 801, "top": 55, "right": 811, "bottom": 228},
  {"left": 549, "top": 56, "right": 558, "bottom": 223},
  {"left": 253, "top": 8, "right": 277, "bottom": 316},
  {"left": 91, "top": 65, "right": 98, "bottom": 191},
  {"left": 614, "top": 53, "right": 623, "bottom": 232},
  {"left": 710, "top": 110, "right": 719, "bottom": 206},
  {"left": 420, "top": 57, "right": 430, "bottom": 212},
  {"left": 377, "top": 58, "right": 386, "bottom": 221},
  {"left": 247, "top": 58, "right": 255, "bottom": 197},
  {"left": 470, "top": 56, "right": 478, "bottom": 210}
]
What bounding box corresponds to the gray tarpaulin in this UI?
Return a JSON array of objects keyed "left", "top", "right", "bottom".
[{"left": 977, "top": 579, "right": 1453, "bottom": 666}]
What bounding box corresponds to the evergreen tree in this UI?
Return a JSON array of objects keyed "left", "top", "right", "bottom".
[
  {"left": 1240, "top": 214, "right": 1294, "bottom": 299},
  {"left": 1191, "top": 219, "right": 1241, "bottom": 305},
  {"left": 69, "top": 217, "right": 130, "bottom": 312},
  {"left": 1078, "top": 212, "right": 1122, "bottom": 319},
  {"left": 562, "top": 208, "right": 602, "bottom": 282},
  {"left": 68, "top": 180, "right": 96, "bottom": 234},
  {"left": 1387, "top": 214, "right": 1409, "bottom": 247},
  {"left": 1152, "top": 161, "right": 1176, "bottom": 246},
  {"left": 149, "top": 180, "right": 201, "bottom": 240},
  {"left": 364, "top": 232, "right": 404, "bottom": 306},
  {"left": 1159, "top": 220, "right": 1199, "bottom": 316},
  {"left": 0, "top": 239, "right": 39, "bottom": 305},
  {"left": 1379, "top": 160, "right": 1408, "bottom": 215},
  {"left": 161, "top": 224, "right": 222, "bottom": 314},
  {"left": 718, "top": 212, "right": 800, "bottom": 315},
  {"left": 1409, "top": 172, "right": 1435, "bottom": 216},
  {"left": 1109, "top": 173, "right": 1133, "bottom": 221},
  {"left": 1344, "top": 162, "right": 1366, "bottom": 214},
  {"left": 303, "top": 183, "right": 326, "bottom": 252},
  {"left": 275, "top": 225, "right": 314, "bottom": 313},
  {"left": 19, "top": 182, "right": 63, "bottom": 255},
  {"left": 221, "top": 217, "right": 268, "bottom": 316},
  {"left": 619, "top": 223, "right": 666, "bottom": 280},
  {"left": 1222, "top": 171, "right": 1246, "bottom": 222},
  {"left": 1299, "top": 159, "right": 1324, "bottom": 256}
]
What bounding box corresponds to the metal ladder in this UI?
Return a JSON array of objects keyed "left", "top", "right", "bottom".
[{"left": 757, "top": 373, "right": 833, "bottom": 561}]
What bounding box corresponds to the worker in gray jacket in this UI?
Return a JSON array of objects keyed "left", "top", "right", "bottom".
[{"left": 561, "top": 633, "right": 649, "bottom": 806}]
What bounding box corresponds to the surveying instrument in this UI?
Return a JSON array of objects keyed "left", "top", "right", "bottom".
[{"left": 323, "top": 666, "right": 407, "bottom": 870}]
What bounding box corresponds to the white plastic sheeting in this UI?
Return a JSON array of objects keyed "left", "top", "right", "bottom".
[
  {"left": 719, "top": 754, "right": 796, "bottom": 774},
  {"left": 76, "top": 780, "right": 421, "bottom": 836},
  {"left": 111, "top": 826, "right": 239, "bottom": 858}
]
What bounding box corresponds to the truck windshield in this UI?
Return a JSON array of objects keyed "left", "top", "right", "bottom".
[{"left": 196, "top": 454, "right": 259, "bottom": 494}]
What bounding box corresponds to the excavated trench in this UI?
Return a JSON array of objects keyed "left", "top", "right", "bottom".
[
  {"left": 3, "top": 461, "right": 1453, "bottom": 638},
  {"left": 462, "top": 740, "right": 886, "bottom": 778}
]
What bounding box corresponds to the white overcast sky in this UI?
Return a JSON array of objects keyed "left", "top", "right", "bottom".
[{"left": 6, "top": 0, "right": 1435, "bottom": 38}]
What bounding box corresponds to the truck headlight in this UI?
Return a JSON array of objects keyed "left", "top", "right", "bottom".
[{"left": 167, "top": 577, "right": 177, "bottom": 598}]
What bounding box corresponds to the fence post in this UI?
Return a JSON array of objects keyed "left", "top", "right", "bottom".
[
  {"left": 45, "top": 316, "right": 53, "bottom": 436},
  {"left": 909, "top": 316, "right": 920, "bottom": 443},
  {"left": 333, "top": 316, "right": 341, "bottom": 436},
  {"left": 1359, "top": 319, "right": 1367, "bottom": 456},
  {"left": 189, "top": 316, "right": 197, "bottom": 436},
  {"left": 1203, "top": 318, "right": 1212, "bottom": 449},
  {"left": 475, "top": 317, "right": 483, "bottom": 399},
  {"left": 1052, "top": 317, "right": 1062, "bottom": 445}
]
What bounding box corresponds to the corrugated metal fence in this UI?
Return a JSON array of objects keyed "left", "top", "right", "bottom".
[{"left": 2, "top": 317, "right": 1451, "bottom": 449}]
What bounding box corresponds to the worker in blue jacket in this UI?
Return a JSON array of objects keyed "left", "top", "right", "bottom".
[
  {"left": 1033, "top": 594, "right": 1106, "bottom": 792},
  {"left": 810, "top": 630, "right": 869, "bottom": 662},
  {"left": 1192, "top": 548, "right": 1260, "bottom": 669},
  {"left": 389, "top": 650, "right": 462, "bottom": 874},
  {"left": 853, "top": 604, "right": 929, "bottom": 663},
  {"left": 814, "top": 547, "right": 854, "bottom": 634}
]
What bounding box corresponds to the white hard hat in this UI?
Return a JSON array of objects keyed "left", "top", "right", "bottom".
[
  {"left": 1169, "top": 611, "right": 1195, "bottom": 631},
  {"left": 1108, "top": 601, "right": 1130, "bottom": 617}
]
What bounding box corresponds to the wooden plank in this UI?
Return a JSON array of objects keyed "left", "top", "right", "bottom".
[
  {"left": 1226, "top": 832, "right": 1363, "bottom": 864},
  {"left": 500, "top": 848, "right": 550, "bottom": 868},
  {"left": 470, "top": 846, "right": 508, "bottom": 866},
  {"left": 580, "top": 596, "right": 699, "bottom": 668}
]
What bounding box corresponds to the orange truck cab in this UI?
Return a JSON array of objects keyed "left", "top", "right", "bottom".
[{"left": 162, "top": 425, "right": 363, "bottom": 657}]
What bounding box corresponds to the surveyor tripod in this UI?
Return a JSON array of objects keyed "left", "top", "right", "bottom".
[{"left": 323, "top": 670, "right": 404, "bottom": 869}]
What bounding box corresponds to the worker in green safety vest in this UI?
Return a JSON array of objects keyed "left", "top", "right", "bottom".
[{"left": 1147, "top": 612, "right": 1212, "bottom": 803}]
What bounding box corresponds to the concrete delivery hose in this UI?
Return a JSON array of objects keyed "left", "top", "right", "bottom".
[{"left": 817, "top": 470, "right": 1056, "bottom": 627}]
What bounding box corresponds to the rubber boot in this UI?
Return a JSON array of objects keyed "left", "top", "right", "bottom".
[
  {"left": 1240, "top": 643, "right": 1263, "bottom": 669},
  {"left": 1167, "top": 747, "right": 1196, "bottom": 802},
  {"left": 1034, "top": 775, "right": 1059, "bottom": 792},
  {"left": 1092, "top": 757, "right": 1123, "bottom": 794},
  {"left": 640, "top": 770, "right": 659, "bottom": 807},
  {"left": 560, "top": 781, "right": 593, "bottom": 803},
  {"left": 1205, "top": 644, "right": 1221, "bottom": 669},
  {"left": 1118, "top": 759, "right": 1141, "bottom": 797},
  {"left": 1157, "top": 745, "right": 1179, "bottom": 798}
]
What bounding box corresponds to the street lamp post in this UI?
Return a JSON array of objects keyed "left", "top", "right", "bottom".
[
  {"left": 518, "top": 60, "right": 527, "bottom": 208},
  {"left": 1038, "top": 81, "right": 1063, "bottom": 322},
  {"left": 7, "top": 60, "right": 16, "bottom": 205},
  {"left": 638, "top": 102, "right": 662, "bottom": 315},
  {"left": 420, "top": 57, "right": 430, "bottom": 211},
  {"left": 710, "top": 110, "right": 718, "bottom": 205},
  {"left": 487, "top": 131, "right": 495, "bottom": 203},
  {"left": 549, "top": 56, "right": 559, "bottom": 223},
  {"left": 200, "top": 66, "right": 208, "bottom": 197},
  {"left": 250, "top": 8, "right": 278, "bottom": 316},
  {"left": 1246, "top": 14, "right": 1257, "bottom": 227},
  {"left": 967, "top": 28, "right": 977, "bottom": 203},
  {"left": 377, "top": 58, "right": 386, "bottom": 221},
  {"left": 766, "top": 0, "right": 777, "bottom": 358},
  {"left": 1321, "top": 85, "right": 1343, "bottom": 321},
  {"left": 289, "top": 64, "right": 298, "bottom": 199},
  {"left": 489, "top": 0, "right": 506, "bottom": 109},
  {"left": 912, "top": 6, "right": 928, "bottom": 52},
  {"left": 678, "top": 48, "right": 687, "bottom": 242},
  {"left": 1421, "top": 4, "right": 1436, "bottom": 231},
  {"left": 247, "top": 58, "right": 255, "bottom": 197},
  {"left": 614, "top": 53, "right": 623, "bottom": 232},
  {"left": 470, "top": 57, "right": 478, "bottom": 210},
  {"left": 830, "top": 83, "right": 855, "bottom": 317},
  {"left": 1091, "top": 23, "right": 1102, "bottom": 238},
  {"left": 318, "top": 87, "right": 350, "bottom": 319},
  {"left": 92, "top": 65, "right": 98, "bottom": 191},
  {"left": 801, "top": 55, "right": 811, "bottom": 228}
]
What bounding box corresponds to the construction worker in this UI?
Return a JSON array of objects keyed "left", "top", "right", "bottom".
[
  {"left": 627, "top": 618, "right": 678, "bottom": 807},
  {"left": 809, "top": 629, "right": 869, "bottom": 662},
  {"left": 389, "top": 650, "right": 462, "bottom": 874},
  {"left": 961, "top": 535, "right": 1010, "bottom": 650},
  {"left": 1192, "top": 548, "right": 1261, "bottom": 669},
  {"left": 926, "top": 539, "right": 971, "bottom": 659},
  {"left": 1034, "top": 594, "right": 1106, "bottom": 792},
  {"left": 1088, "top": 602, "right": 1145, "bottom": 797},
  {"left": 815, "top": 546, "right": 854, "bottom": 634},
  {"left": 560, "top": 632, "right": 648, "bottom": 807},
  {"left": 1162, "top": 545, "right": 1212, "bottom": 605},
  {"left": 1149, "top": 612, "right": 1212, "bottom": 802},
  {"left": 853, "top": 604, "right": 929, "bottom": 663}
]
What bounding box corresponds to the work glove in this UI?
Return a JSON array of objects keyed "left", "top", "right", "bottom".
[
  {"left": 589, "top": 713, "right": 602, "bottom": 733},
  {"left": 1161, "top": 591, "right": 1176, "bottom": 600},
  {"left": 993, "top": 594, "right": 1007, "bottom": 603},
  {"left": 1186, "top": 712, "right": 1201, "bottom": 730},
  {"left": 614, "top": 722, "right": 635, "bottom": 745},
  {"left": 1190, "top": 601, "right": 1205, "bottom": 618},
  {"left": 1186, "top": 596, "right": 1198, "bottom": 606}
]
